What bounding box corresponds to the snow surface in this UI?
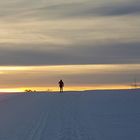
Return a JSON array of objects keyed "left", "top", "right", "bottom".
[{"left": 0, "top": 89, "right": 140, "bottom": 140}]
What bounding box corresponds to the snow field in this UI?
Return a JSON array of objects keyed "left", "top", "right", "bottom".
[{"left": 0, "top": 90, "right": 139, "bottom": 140}]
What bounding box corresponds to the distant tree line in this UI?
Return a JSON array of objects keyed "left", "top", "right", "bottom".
[{"left": 25, "top": 89, "right": 36, "bottom": 93}]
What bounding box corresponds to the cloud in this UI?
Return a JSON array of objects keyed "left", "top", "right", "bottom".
[
  {"left": 0, "top": 42, "right": 139, "bottom": 65},
  {"left": 0, "top": 0, "right": 140, "bottom": 21},
  {"left": 102, "top": 3, "right": 140, "bottom": 16},
  {"left": 43, "top": 1, "right": 140, "bottom": 18},
  {"left": 0, "top": 64, "right": 139, "bottom": 88},
  {"left": 0, "top": 0, "right": 139, "bottom": 66}
]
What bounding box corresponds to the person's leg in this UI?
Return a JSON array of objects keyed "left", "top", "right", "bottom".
[{"left": 60, "top": 87, "right": 62, "bottom": 92}]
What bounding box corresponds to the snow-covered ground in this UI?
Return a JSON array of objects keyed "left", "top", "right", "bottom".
[{"left": 0, "top": 89, "right": 140, "bottom": 140}]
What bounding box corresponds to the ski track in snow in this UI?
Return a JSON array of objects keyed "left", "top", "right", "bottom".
[
  {"left": 28, "top": 111, "right": 48, "bottom": 140},
  {"left": 0, "top": 90, "right": 140, "bottom": 140}
]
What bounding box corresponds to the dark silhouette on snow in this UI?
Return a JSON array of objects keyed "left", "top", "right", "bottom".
[{"left": 59, "top": 80, "right": 64, "bottom": 92}]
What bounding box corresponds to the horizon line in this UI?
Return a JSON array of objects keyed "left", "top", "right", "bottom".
[{"left": 0, "top": 85, "right": 139, "bottom": 93}]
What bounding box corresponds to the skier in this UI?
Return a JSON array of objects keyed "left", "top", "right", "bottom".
[{"left": 59, "top": 80, "right": 64, "bottom": 93}]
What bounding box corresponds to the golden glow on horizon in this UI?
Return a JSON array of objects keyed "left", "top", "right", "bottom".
[
  {"left": 0, "top": 64, "right": 139, "bottom": 92},
  {"left": 0, "top": 88, "right": 22, "bottom": 93},
  {"left": 0, "top": 84, "right": 137, "bottom": 93}
]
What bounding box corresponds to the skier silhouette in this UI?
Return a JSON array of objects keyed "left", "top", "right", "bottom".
[{"left": 59, "top": 80, "right": 64, "bottom": 92}]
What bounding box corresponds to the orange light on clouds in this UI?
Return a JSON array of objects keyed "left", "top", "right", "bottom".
[{"left": 0, "top": 64, "right": 139, "bottom": 92}]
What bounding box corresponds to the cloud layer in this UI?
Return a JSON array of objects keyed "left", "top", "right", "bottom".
[
  {"left": 0, "top": 42, "right": 139, "bottom": 65},
  {"left": 0, "top": 65, "right": 139, "bottom": 89},
  {"left": 0, "top": 0, "right": 139, "bottom": 65}
]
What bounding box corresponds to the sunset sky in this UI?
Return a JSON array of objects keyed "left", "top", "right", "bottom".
[{"left": 0, "top": 0, "right": 140, "bottom": 92}]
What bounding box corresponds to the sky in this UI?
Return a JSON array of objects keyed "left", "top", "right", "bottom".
[{"left": 0, "top": 0, "right": 140, "bottom": 92}]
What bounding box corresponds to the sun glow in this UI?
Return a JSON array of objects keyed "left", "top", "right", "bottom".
[
  {"left": 0, "top": 64, "right": 139, "bottom": 93},
  {"left": 0, "top": 88, "right": 23, "bottom": 93},
  {"left": 0, "top": 84, "right": 134, "bottom": 93}
]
